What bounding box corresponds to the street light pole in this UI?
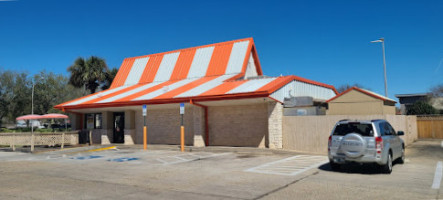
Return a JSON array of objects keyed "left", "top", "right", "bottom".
[
  {"left": 371, "top": 38, "right": 388, "bottom": 97},
  {"left": 31, "top": 81, "right": 34, "bottom": 152}
]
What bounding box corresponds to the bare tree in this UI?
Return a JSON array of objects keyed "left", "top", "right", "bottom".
[{"left": 336, "top": 83, "right": 368, "bottom": 93}]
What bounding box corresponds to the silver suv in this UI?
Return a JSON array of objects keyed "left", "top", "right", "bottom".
[{"left": 328, "top": 119, "right": 405, "bottom": 173}]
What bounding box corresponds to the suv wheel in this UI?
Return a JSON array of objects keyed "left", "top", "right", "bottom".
[
  {"left": 398, "top": 147, "right": 405, "bottom": 164},
  {"left": 381, "top": 153, "right": 393, "bottom": 174},
  {"left": 329, "top": 160, "right": 340, "bottom": 171}
]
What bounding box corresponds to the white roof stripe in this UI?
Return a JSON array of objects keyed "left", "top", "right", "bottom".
[
  {"left": 186, "top": 46, "right": 214, "bottom": 78},
  {"left": 153, "top": 52, "right": 180, "bottom": 82},
  {"left": 175, "top": 74, "right": 235, "bottom": 98},
  {"left": 227, "top": 78, "right": 276, "bottom": 94},
  {"left": 225, "top": 41, "right": 250, "bottom": 74},
  {"left": 133, "top": 78, "right": 199, "bottom": 101},
  {"left": 65, "top": 85, "right": 130, "bottom": 106},
  {"left": 97, "top": 81, "right": 163, "bottom": 103},
  {"left": 124, "top": 57, "right": 149, "bottom": 86}
]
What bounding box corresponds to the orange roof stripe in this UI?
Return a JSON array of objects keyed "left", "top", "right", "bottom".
[
  {"left": 154, "top": 76, "right": 219, "bottom": 99},
  {"left": 199, "top": 80, "right": 247, "bottom": 96},
  {"left": 110, "top": 58, "right": 136, "bottom": 88},
  {"left": 139, "top": 54, "right": 164, "bottom": 83},
  {"left": 169, "top": 48, "right": 197, "bottom": 80},
  {"left": 257, "top": 76, "right": 295, "bottom": 93},
  {"left": 82, "top": 84, "right": 143, "bottom": 104},
  {"left": 205, "top": 43, "right": 233, "bottom": 76},
  {"left": 116, "top": 80, "right": 179, "bottom": 102}
]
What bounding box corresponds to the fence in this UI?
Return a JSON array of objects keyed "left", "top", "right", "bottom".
[
  {"left": 282, "top": 115, "right": 418, "bottom": 155},
  {"left": 417, "top": 116, "right": 443, "bottom": 139},
  {"left": 0, "top": 132, "right": 79, "bottom": 151}
]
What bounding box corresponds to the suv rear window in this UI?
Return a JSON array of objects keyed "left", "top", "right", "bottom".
[{"left": 333, "top": 123, "right": 374, "bottom": 136}]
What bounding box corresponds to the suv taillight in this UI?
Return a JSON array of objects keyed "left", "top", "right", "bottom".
[
  {"left": 328, "top": 135, "right": 332, "bottom": 151},
  {"left": 375, "top": 136, "right": 383, "bottom": 154}
]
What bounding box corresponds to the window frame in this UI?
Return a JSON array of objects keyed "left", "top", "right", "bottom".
[{"left": 84, "top": 113, "right": 102, "bottom": 129}]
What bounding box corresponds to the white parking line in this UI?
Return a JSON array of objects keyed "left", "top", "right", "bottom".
[
  {"left": 156, "top": 153, "right": 231, "bottom": 165},
  {"left": 245, "top": 155, "right": 328, "bottom": 176},
  {"left": 432, "top": 161, "right": 443, "bottom": 189},
  {"left": 441, "top": 141, "right": 443, "bottom": 148}
]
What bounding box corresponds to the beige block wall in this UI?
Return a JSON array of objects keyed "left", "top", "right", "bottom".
[
  {"left": 69, "top": 113, "right": 82, "bottom": 130},
  {"left": 383, "top": 105, "right": 396, "bottom": 115},
  {"left": 328, "top": 102, "right": 384, "bottom": 115},
  {"left": 208, "top": 103, "right": 268, "bottom": 147},
  {"left": 268, "top": 102, "right": 283, "bottom": 149},
  {"left": 134, "top": 107, "right": 194, "bottom": 145},
  {"left": 282, "top": 115, "right": 418, "bottom": 155}
]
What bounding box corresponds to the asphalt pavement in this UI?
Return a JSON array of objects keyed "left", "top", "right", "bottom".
[{"left": 0, "top": 140, "right": 441, "bottom": 200}]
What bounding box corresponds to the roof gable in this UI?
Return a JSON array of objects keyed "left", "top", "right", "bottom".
[
  {"left": 326, "top": 87, "right": 396, "bottom": 103},
  {"left": 110, "top": 38, "right": 262, "bottom": 88}
]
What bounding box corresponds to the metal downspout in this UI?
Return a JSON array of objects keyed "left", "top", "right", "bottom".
[{"left": 190, "top": 99, "right": 209, "bottom": 146}]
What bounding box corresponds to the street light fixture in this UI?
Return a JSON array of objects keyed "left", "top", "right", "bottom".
[{"left": 371, "top": 38, "right": 388, "bottom": 97}]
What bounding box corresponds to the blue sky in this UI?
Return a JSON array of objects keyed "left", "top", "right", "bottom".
[{"left": 0, "top": 0, "right": 442, "bottom": 100}]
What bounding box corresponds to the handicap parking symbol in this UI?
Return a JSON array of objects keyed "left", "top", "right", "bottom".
[
  {"left": 71, "top": 155, "right": 103, "bottom": 160},
  {"left": 107, "top": 157, "right": 139, "bottom": 162}
]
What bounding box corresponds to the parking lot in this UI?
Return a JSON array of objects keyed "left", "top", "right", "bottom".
[{"left": 0, "top": 140, "right": 442, "bottom": 200}]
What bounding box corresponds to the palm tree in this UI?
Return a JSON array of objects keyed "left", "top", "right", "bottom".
[
  {"left": 101, "top": 68, "right": 118, "bottom": 90},
  {"left": 68, "top": 56, "right": 108, "bottom": 94}
]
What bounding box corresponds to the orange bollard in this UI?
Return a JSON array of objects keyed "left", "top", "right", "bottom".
[
  {"left": 143, "top": 126, "right": 147, "bottom": 150},
  {"left": 180, "top": 125, "right": 184, "bottom": 152}
]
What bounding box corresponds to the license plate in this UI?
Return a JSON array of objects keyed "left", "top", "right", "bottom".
[{"left": 334, "top": 157, "right": 345, "bottom": 163}]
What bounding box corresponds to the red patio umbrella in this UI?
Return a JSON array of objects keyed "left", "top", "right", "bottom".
[
  {"left": 40, "top": 113, "right": 68, "bottom": 119},
  {"left": 16, "top": 114, "right": 42, "bottom": 121},
  {"left": 41, "top": 113, "right": 69, "bottom": 131}
]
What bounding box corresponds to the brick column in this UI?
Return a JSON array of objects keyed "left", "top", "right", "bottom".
[
  {"left": 101, "top": 112, "right": 113, "bottom": 144},
  {"left": 124, "top": 110, "right": 135, "bottom": 145},
  {"left": 69, "top": 113, "right": 82, "bottom": 131},
  {"left": 192, "top": 105, "right": 206, "bottom": 147},
  {"left": 267, "top": 101, "right": 283, "bottom": 149}
]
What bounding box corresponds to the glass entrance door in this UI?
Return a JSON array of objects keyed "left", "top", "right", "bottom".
[{"left": 113, "top": 112, "right": 125, "bottom": 143}]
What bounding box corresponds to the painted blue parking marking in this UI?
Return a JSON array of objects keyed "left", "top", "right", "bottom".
[
  {"left": 107, "top": 157, "right": 139, "bottom": 162},
  {"left": 71, "top": 155, "right": 103, "bottom": 160}
]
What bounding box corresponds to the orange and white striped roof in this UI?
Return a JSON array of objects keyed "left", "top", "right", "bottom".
[
  {"left": 56, "top": 38, "right": 337, "bottom": 110},
  {"left": 110, "top": 38, "right": 261, "bottom": 88}
]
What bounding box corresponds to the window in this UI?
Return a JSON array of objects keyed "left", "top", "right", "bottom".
[
  {"left": 333, "top": 123, "right": 374, "bottom": 137},
  {"left": 379, "top": 122, "right": 395, "bottom": 136},
  {"left": 386, "top": 123, "right": 396, "bottom": 135},
  {"left": 378, "top": 123, "right": 386, "bottom": 136},
  {"left": 85, "top": 113, "right": 102, "bottom": 129}
]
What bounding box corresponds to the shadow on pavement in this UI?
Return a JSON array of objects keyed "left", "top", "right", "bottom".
[{"left": 318, "top": 162, "right": 398, "bottom": 175}]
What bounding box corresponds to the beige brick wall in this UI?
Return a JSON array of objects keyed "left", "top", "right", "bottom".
[
  {"left": 192, "top": 106, "right": 206, "bottom": 147},
  {"left": 208, "top": 103, "right": 267, "bottom": 147},
  {"left": 134, "top": 107, "right": 195, "bottom": 145},
  {"left": 268, "top": 102, "right": 283, "bottom": 149}
]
